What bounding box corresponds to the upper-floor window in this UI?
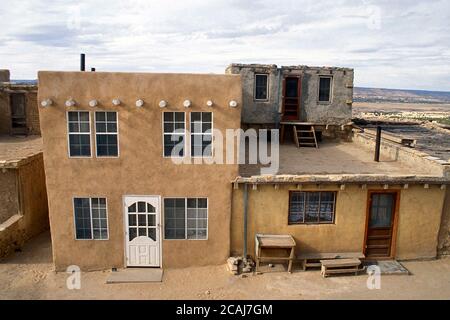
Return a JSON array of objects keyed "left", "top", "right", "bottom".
[
  {"left": 68, "top": 111, "right": 91, "bottom": 157},
  {"left": 288, "top": 191, "right": 336, "bottom": 224},
  {"left": 73, "top": 197, "right": 109, "bottom": 240},
  {"left": 254, "top": 74, "right": 268, "bottom": 100},
  {"left": 190, "top": 112, "right": 212, "bottom": 157},
  {"left": 95, "top": 111, "right": 119, "bottom": 157},
  {"left": 318, "top": 76, "right": 332, "bottom": 102},
  {"left": 163, "top": 112, "right": 185, "bottom": 157}
]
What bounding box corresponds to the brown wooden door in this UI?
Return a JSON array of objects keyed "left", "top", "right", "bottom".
[
  {"left": 281, "top": 76, "right": 301, "bottom": 121},
  {"left": 364, "top": 192, "right": 397, "bottom": 258}
]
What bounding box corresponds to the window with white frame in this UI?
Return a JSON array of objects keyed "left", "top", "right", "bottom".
[
  {"left": 68, "top": 111, "right": 91, "bottom": 157},
  {"left": 163, "top": 112, "right": 185, "bottom": 157},
  {"left": 190, "top": 112, "right": 212, "bottom": 157},
  {"left": 95, "top": 111, "right": 118, "bottom": 157},
  {"left": 164, "top": 198, "right": 208, "bottom": 240},
  {"left": 74, "top": 197, "right": 108, "bottom": 240},
  {"left": 254, "top": 74, "right": 268, "bottom": 100}
]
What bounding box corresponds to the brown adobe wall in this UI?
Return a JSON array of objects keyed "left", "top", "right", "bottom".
[{"left": 0, "top": 155, "right": 49, "bottom": 258}]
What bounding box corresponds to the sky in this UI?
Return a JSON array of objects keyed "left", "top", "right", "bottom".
[{"left": 0, "top": 0, "right": 449, "bottom": 91}]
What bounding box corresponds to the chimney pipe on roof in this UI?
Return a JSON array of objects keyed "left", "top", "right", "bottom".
[{"left": 80, "top": 53, "right": 86, "bottom": 71}]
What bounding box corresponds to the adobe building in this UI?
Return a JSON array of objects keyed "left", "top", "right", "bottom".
[
  {"left": 0, "top": 70, "right": 48, "bottom": 258},
  {"left": 38, "top": 71, "right": 242, "bottom": 271},
  {"left": 0, "top": 70, "right": 41, "bottom": 135},
  {"left": 226, "top": 64, "right": 354, "bottom": 142},
  {"left": 36, "top": 65, "right": 450, "bottom": 272}
]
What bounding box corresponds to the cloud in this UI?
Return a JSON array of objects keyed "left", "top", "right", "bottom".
[{"left": 0, "top": 0, "right": 448, "bottom": 90}]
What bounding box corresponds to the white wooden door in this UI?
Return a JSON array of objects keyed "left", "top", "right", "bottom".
[{"left": 124, "top": 196, "right": 161, "bottom": 267}]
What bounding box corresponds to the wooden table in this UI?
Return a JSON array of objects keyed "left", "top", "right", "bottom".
[
  {"left": 320, "top": 258, "right": 362, "bottom": 278},
  {"left": 255, "top": 234, "right": 296, "bottom": 273}
]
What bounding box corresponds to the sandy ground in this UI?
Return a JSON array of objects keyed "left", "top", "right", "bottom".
[{"left": 1, "top": 232, "right": 450, "bottom": 300}]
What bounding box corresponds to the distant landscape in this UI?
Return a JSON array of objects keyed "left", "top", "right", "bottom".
[
  {"left": 353, "top": 87, "right": 450, "bottom": 125},
  {"left": 354, "top": 87, "right": 450, "bottom": 104}
]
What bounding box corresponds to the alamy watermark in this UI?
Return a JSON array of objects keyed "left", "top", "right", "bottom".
[
  {"left": 168, "top": 128, "right": 280, "bottom": 175},
  {"left": 366, "top": 265, "right": 381, "bottom": 290},
  {"left": 66, "top": 265, "right": 81, "bottom": 290}
]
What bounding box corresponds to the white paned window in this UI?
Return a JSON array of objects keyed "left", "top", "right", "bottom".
[
  {"left": 164, "top": 198, "right": 208, "bottom": 240},
  {"left": 74, "top": 197, "right": 109, "bottom": 240},
  {"left": 68, "top": 111, "right": 91, "bottom": 157}
]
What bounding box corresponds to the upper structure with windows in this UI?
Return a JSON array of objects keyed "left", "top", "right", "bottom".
[{"left": 225, "top": 63, "right": 354, "bottom": 126}]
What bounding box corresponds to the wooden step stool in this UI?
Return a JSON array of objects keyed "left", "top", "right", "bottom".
[{"left": 320, "top": 258, "right": 362, "bottom": 278}]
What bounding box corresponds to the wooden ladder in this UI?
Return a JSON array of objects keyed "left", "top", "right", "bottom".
[{"left": 293, "top": 125, "right": 318, "bottom": 148}]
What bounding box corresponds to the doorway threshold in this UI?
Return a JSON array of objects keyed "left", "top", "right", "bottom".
[
  {"left": 363, "top": 260, "right": 410, "bottom": 275},
  {"left": 106, "top": 268, "right": 164, "bottom": 283}
]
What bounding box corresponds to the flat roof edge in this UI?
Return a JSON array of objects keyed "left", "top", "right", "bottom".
[{"left": 232, "top": 174, "right": 450, "bottom": 185}]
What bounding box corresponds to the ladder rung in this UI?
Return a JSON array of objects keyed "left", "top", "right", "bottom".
[
  {"left": 299, "top": 137, "right": 315, "bottom": 140},
  {"left": 297, "top": 130, "right": 313, "bottom": 133}
]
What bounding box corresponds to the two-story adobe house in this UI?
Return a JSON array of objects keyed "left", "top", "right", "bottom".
[
  {"left": 38, "top": 71, "right": 242, "bottom": 270},
  {"left": 37, "top": 66, "right": 450, "bottom": 273}
]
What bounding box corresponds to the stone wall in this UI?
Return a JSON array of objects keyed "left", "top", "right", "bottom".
[
  {"left": 0, "top": 89, "right": 40, "bottom": 135},
  {"left": 0, "top": 70, "right": 10, "bottom": 82},
  {"left": 0, "top": 155, "right": 49, "bottom": 259},
  {"left": 226, "top": 64, "right": 354, "bottom": 125},
  {"left": 0, "top": 169, "right": 19, "bottom": 223}
]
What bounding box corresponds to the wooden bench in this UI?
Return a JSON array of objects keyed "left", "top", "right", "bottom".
[
  {"left": 320, "top": 258, "right": 362, "bottom": 278},
  {"left": 297, "top": 252, "right": 365, "bottom": 271},
  {"left": 255, "top": 234, "right": 296, "bottom": 273}
]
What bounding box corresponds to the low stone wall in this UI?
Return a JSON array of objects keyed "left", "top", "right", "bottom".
[
  {"left": 0, "top": 155, "right": 49, "bottom": 259},
  {"left": 353, "top": 132, "right": 448, "bottom": 177}
]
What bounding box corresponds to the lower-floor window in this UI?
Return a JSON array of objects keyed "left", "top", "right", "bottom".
[
  {"left": 164, "top": 197, "right": 208, "bottom": 240},
  {"left": 73, "top": 197, "right": 109, "bottom": 239},
  {"left": 288, "top": 191, "right": 336, "bottom": 224}
]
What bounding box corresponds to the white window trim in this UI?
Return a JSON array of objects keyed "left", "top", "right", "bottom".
[
  {"left": 189, "top": 112, "right": 214, "bottom": 159},
  {"left": 318, "top": 75, "right": 333, "bottom": 104},
  {"left": 162, "top": 197, "right": 209, "bottom": 241},
  {"left": 162, "top": 111, "right": 186, "bottom": 159},
  {"left": 67, "top": 111, "right": 93, "bottom": 158},
  {"left": 94, "top": 111, "right": 120, "bottom": 158},
  {"left": 254, "top": 73, "right": 269, "bottom": 101},
  {"left": 73, "top": 196, "right": 110, "bottom": 241}
]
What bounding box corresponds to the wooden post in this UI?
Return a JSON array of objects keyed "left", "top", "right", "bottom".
[{"left": 374, "top": 126, "right": 381, "bottom": 162}]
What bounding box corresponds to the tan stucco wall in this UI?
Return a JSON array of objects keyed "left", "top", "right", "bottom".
[
  {"left": 438, "top": 189, "right": 450, "bottom": 255},
  {"left": 231, "top": 184, "right": 445, "bottom": 260},
  {"left": 0, "top": 155, "right": 49, "bottom": 258},
  {"left": 38, "top": 71, "right": 241, "bottom": 271}
]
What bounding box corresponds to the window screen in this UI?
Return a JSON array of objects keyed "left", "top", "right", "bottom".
[
  {"left": 74, "top": 197, "right": 108, "bottom": 240},
  {"left": 289, "top": 191, "right": 336, "bottom": 224},
  {"left": 190, "top": 112, "right": 212, "bottom": 157},
  {"left": 163, "top": 112, "right": 185, "bottom": 157},
  {"left": 68, "top": 111, "right": 91, "bottom": 157},
  {"left": 319, "top": 77, "right": 332, "bottom": 102},
  {"left": 164, "top": 198, "right": 208, "bottom": 240},
  {"left": 95, "top": 111, "right": 118, "bottom": 157},
  {"left": 254, "top": 74, "right": 268, "bottom": 100}
]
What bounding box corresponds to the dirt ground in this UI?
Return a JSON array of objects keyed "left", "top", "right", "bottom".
[{"left": 1, "top": 232, "right": 450, "bottom": 300}]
